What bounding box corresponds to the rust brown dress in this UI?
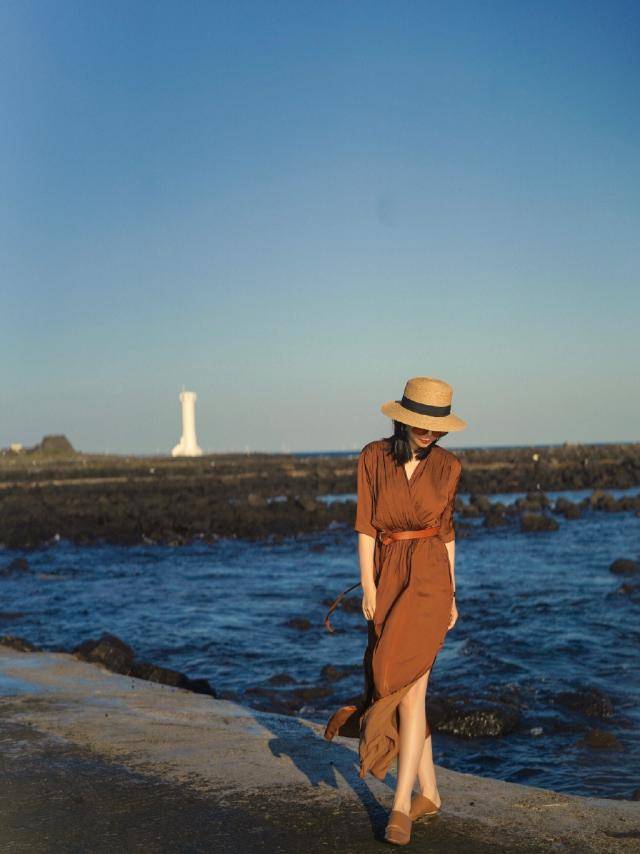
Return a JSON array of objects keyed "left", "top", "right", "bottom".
[{"left": 329, "top": 438, "right": 462, "bottom": 782}]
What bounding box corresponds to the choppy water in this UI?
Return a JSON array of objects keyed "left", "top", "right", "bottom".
[{"left": 2, "top": 486, "right": 639, "bottom": 800}]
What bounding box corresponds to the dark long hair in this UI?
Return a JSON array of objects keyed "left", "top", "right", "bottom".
[{"left": 384, "top": 420, "right": 447, "bottom": 465}]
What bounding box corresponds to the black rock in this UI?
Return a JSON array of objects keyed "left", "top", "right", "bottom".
[
  {"left": 589, "top": 490, "right": 618, "bottom": 511},
  {"left": 617, "top": 582, "right": 640, "bottom": 602},
  {"left": 0, "top": 557, "right": 30, "bottom": 577},
  {"left": 130, "top": 660, "right": 215, "bottom": 696},
  {"left": 460, "top": 502, "right": 481, "bottom": 518},
  {"left": 321, "top": 664, "right": 349, "bottom": 682},
  {"left": 267, "top": 672, "right": 297, "bottom": 685},
  {"left": 562, "top": 503, "right": 582, "bottom": 520},
  {"left": 295, "top": 496, "right": 322, "bottom": 512},
  {"left": 555, "top": 687, "right": 614, "bottom": 718},
  {"left": 609, "top": 558, "right": 640, "bottom": 576},
  {"left": 29, "top": 434, "right": 76, "bottom": 456},
  {"left": 483, "top": 509, "right": 508, "bottom": 529},
  {"left": 428, "top": 697, "right": 519, "bottom": 738},
  {"left": 469, "top": 494, "right": 492, "bottom": 513},
  {"left": 73, "top": 633, "right": 135, "bottom": 675},
  {"left": 576, "top": 728, "right": 622, "bottom": 749},
  {"left": 284, "top": 617, "right": 311, "bottom": 630},
  {"left": 0, "top": 634, "right": 39, "bottom": 652},
  {"left": 72, "top": 632, "right": 215, "bottom": 696},
  {"left": 520, "top": 513, "right": 559, "bottom": 533}
]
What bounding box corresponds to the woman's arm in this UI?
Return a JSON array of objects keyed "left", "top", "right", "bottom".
[
  {"left": 354, "top": 447, "right": 378, "bottom": 620},
  {"left": 445, "top": 539, "right": 456, "bottom": 592},
  {"left": 440, "top": 458, "right": 462, "bottom": 629},
  {"left": 359, "top": 533, "right": 377, "bottom": 619}
]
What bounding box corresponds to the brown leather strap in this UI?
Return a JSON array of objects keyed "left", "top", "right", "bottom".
[
  {"left": 323, "top": 581, "right": 362, "bottom": 634},
  {"left": 379, "top": 525, "right": 440, "bottom": 546}
]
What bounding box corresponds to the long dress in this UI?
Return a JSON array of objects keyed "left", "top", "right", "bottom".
[{"left": 326, "top": 437, "right": 462, "bottom": 782}]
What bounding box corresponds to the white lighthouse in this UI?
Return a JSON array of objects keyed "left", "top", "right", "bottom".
[{"left": 172, "top": 390, "right": 203, "bottom": 457}]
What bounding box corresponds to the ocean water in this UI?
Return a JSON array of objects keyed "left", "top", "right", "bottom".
[{"left": 2, "top": 487, "right": 639, "bottom": 800}]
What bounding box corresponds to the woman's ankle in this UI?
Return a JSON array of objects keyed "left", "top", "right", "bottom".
[
  {"left": 391, "top": 797, "right": 412, "bottom": 815},
  {"left": 418, "top": 786, "right": 441, "bottom": 805}
]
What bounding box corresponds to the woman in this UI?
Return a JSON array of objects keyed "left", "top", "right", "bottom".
[{"left": 324, "top": 376, "right": 467, "bottom": 846}]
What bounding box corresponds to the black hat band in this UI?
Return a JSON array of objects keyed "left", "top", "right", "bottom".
[{"left": 400, "top": 395, "right": 451, "bottom": 417}]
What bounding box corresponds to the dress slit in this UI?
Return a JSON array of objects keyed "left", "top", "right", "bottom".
[{"left": 357, "top": 646, "right": 442, "bottom": 781}]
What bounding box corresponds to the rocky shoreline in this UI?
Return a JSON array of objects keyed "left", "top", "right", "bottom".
[{"left": 0, "top": 438, "right": 639, "bottom": 548}]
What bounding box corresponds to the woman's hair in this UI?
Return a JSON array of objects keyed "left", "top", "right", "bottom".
[{"left": 384, "top": 420, "right": 447, "bottom": 465}]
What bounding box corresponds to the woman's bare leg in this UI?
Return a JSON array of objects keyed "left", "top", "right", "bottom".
[
  {"left": 391, "top": 668, "right": 430, "bottom": 815},
  {"left": 415, "top": 729, "right": 442, "bottom": 807}
]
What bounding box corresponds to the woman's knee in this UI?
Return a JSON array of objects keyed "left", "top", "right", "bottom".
[{"left": 399, "top": 671, "right": 430, "bottom": 709}]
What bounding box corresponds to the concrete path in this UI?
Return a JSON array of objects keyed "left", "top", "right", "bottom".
[{"left": 1, "top": 645, "right": 638, "bottom": 853}]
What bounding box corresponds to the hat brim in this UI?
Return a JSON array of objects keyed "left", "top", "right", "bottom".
[{"left": 380, "top": 400, "right": 467, "bottom": 432}]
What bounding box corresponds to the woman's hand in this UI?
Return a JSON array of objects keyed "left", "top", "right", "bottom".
[
  {"left": 447, "top": 598, "right": 458, "bottom": 630},
  {"left": 362, "top": 584, "right": 377, "bottom": 621}
]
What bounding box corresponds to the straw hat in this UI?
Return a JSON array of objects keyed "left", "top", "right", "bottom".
[{"left": 380, "top": 376, "right": 467, "bottom": 432}]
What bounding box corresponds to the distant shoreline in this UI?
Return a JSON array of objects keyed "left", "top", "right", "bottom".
[{"left": 1, "top": 440, "right": 638, "bottom": 549}]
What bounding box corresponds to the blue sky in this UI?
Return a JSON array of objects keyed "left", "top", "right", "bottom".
[{"left": 1, "top": 1, "right": 638, "bottom": 453}]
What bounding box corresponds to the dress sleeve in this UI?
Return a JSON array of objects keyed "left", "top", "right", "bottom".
[
  {"left": 354, "top": 447, "right": 377, "bottom": 538},
  {"left": 439, "top": 459, "right": 462, "bottom": 544}
]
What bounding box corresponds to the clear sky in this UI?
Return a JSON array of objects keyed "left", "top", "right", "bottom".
[{"left": 1, "top": 1, "right": 638, "bottom": 454}]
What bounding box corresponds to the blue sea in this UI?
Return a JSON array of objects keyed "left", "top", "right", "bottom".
[{"left": 2, "top": 485, "right": 639, "bottom": 800}]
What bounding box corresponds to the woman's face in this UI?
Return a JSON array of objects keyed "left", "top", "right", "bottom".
[{"left": 408, "top": 424, "right": 447, "bottom": 450}]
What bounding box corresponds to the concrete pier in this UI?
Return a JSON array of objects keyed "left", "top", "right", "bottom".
[{"left": 1, "top": 645, "right": 638, "bottom": 852}]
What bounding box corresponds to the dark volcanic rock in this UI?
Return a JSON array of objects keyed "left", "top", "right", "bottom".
[
  {"left": 320, "top": 664, "right": 349, "bottom": 682},
  {"left": 555, "top": 687, "right": 614, "bottom": 718},
  {"left": 309, "top": 542, "right": 326, "bottom": 552},
  {"left": 0, "top": 634, "right": 39, "bottom": 652},
  {"left": 589, "top": 490, "right": 618, "bottom": 511},
  {"left": 73, "top": 633, "right": 135, "bottom": 674},
  {"left": 520, "top": 512, "right": 559, "bottom": 533},
  {"left": 30, "top": 434, "right": 76, "bottom": 456},
  {"left": 130, "top": 661, "right": 215, "bottom": 696},
  {"left": 72, "top": 632, "right": 214, "bottom": 696},
  {"left": 554, "top": 497, "right": 582, "bottom": 519},
  {"left": 1, "top": 557, "right": 30, "bottom": 576},
  {"left": 563, "top": 503, "right": 582, "bottom": 520},
  {"left": 469, "top": 494, "right": 492, "bottom": 513},
  {"left": 516, "top": 493, "right": 550, "bottom": 513},
  {"left": 336, "top": 595, "right": 362, "bottom": 614},
  {"left": 284, "top": 617, "right": 312, "bottom": 630},
  {"left": 294, "top": 496, "right": 322, "bottom": 512},
  {"left": 483, "top": 508, "right": 508, "bottom": 528},
  {"left": 577, "top": 728, "right": 623, "bottom": 749},
  {"left": 428, "top": 696, "right": 519, "bottom": 738},
  {"left": 459, "top": 502, "right": 481, "bottom": 518},
  {"left": 267, "top": 672, "right": 297, "bottom": 685},
  {"left": 617, "top": 582, "right": 640, "bottom": 602},
  {"left": 244, "top": 683, "right": 332, "bottom": 715},
  {"left": 609, "top": 558, "right": 640, "bottom": 576}
]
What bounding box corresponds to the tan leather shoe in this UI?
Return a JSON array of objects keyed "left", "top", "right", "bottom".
[
  {"left": 409, "top": 793, "right": 441, "bottom": 821},
  {"left": 384, "top": 809, "right": 412, "bottom": 845}
]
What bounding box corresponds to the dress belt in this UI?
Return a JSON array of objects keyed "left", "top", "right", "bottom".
[
  {"left": 377, "top": 525, "right": 440, "bottom": 546},
  {"left": 323, "top": 525, "right": 440, "bottom": 633}
]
